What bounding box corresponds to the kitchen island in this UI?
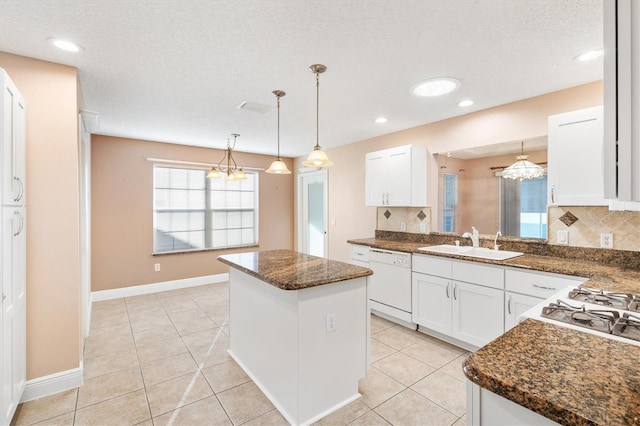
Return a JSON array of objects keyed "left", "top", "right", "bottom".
[{"left": 218, "top": 250, "right": 372, "bottom": 426}]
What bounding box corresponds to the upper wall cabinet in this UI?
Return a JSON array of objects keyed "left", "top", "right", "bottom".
[
  {"left": 547, "top": 106, "right": 607, "bottom": 206},
  {"left": 0, "top": 69, "right": 26, "bottom": 206},
  {"left": 603, "top": 0, "right": 640, "bottom": 202},
  {"left": 365, "top": 145, "right": 427, "bottom": 207}
]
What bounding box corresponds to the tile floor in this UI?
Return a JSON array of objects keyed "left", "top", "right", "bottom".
[{"left": 11, "top": 282, "right": 469, "bottom": 426}]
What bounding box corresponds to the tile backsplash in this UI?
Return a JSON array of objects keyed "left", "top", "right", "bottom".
[
  {"left": 548, "top": 206, "right": 640, "bottom": 251},
  {"left": 377, "top": 207, "right": 432, "bottom": 234}
]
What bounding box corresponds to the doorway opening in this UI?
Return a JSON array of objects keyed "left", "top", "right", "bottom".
[{"left": 297, "top": 170, "right": 328, "bottom": 257}]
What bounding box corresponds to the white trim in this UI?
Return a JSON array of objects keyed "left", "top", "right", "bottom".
[
  {"left": 146, "top": 157, "right": 264, "bottom": 171},
  {"left": 21, "top": 366, "right": 83, "bottom": 402},
  {"left": 91, "top": 273, "right": 228, "bottom": 302}
]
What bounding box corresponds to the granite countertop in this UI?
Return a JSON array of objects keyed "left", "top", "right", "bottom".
[
  {"left": 218, "top": 249, "right": 372, "bottom": 291},
  {"left": 463, "top": 319, "right": 640, "bottom": 425},
  {"left": 348, "top": 237, "right": 640, "bottom": 295}
]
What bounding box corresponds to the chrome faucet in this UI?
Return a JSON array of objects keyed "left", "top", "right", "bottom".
[
  {"left": 462, "top": 226, "right": 480, "bottom": 248},
  {"left": 494, "top": 231, "right": 502, "bottom": 250}
]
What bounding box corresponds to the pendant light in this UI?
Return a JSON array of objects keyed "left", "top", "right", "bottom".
[
  {"left": 265, "top": 90, "right": 292, "bottom": 174},
  {"left": 303, "top": 64, "right": 334, "bottom": 168},
  {"left": 502, "top": 141, "right": 545, "bottom": 180},
  {"left": 206, "top": 133, "right": 247, "bottom": 180}
]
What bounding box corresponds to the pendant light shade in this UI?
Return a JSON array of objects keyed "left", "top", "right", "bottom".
[
  {"left": 502, "top": 142, "right": 545, "bottom": 180},
  {"left": 303, "top": 64, "right": 334, "bottom": 168},
  {"left": 266, "top": 90, "right": 292, "bottom": 175},
  {"left": 206, "top": 133, "right": 247, "bottom": 180}
]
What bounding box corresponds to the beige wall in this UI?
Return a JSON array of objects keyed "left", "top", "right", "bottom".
[
  {"left": 91, "top": 135, "right": 294, "bottom": 292},
  {"left": 0, "top": 52, "right": 82, "bottom": 379},
  {"left": 296, "top": 81, "right": 603, "bottom": 263}
]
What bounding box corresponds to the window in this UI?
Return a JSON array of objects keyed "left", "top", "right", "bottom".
[
  {"left": 499, "top": 175, "right": 547, "bottom": 239},
  {"left": 153, "top": 166, "right": 258, "bottom": 253},
  {"left": 442, "top": 173, "right": 458, "bottom": 232}
]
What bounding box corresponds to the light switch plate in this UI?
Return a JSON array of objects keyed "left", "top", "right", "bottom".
[
  {"left": 557, "top": 230, "right": 569, "bottom": 245},
  {"left": 600, "top": 233, "right": 614, "bottom": 248}
]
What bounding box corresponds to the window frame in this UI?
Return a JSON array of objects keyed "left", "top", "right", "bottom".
[{"left": 152, "top": 164, "right": 259, "bottom": 254}]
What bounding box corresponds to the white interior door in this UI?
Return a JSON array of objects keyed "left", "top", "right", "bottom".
[{"left": 297, "top": 170, "right": 328, "bottom": 258}]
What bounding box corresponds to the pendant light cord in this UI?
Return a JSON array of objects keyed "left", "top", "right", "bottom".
[
  {"left": 277, "top": 95, "right": 281, "bottom": 159},
  {"left": 315, "top": 71, "right": 320, "bottom": 149}
]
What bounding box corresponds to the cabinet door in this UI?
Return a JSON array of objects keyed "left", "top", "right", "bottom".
[
  {"left": 1, "top": 207, "right": 26, "bottom": 425},
  {"left": 505, "top": 292, "right": 541, "bottom": 332},
  {"left": 365, "top": 151, "right": 388, "bottom": 206},
  {"left": 386, "top": 146, "right": 412, "bottom": 206},
  {"left": 412, "top": 272, "right": 451, "bottom": 335},
  {"left": 1, "top": 71, "right": 26, "bottom": 206},
  {"left": 452, "top": 281, "right": 504, "bottom": 347},
  {"left": 548, "top": 106, "right": 605, "bottom": 206}
]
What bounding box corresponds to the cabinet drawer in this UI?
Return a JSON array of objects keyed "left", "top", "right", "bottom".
[
  {"left": 452, "top": 260, "right": 504, "bottom": 290},
  {"left": 505, "top": 269, "right": 586, "bottom": 298},
  {"left": 412, "top": 254, "right": 451, "bottom": 277},
  {"left": 349, "top": 244, "right": 370, "bottom": 262}
]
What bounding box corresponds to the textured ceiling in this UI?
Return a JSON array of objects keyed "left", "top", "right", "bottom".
[{"left": 0, "top": 0, "right": 603, "bottom": 158}]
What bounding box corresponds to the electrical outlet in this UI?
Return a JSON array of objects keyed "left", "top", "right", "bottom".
[
  {"left": 557, "top": 230, "right": 569, "bottom": 245},
  {"left": 326, "top": 313, "right": 336, "bottom": 333},
  {"left": 600, "top": 233, "right": 614, "bottom": 248},
  {"left": 400, "top": 222, "right": 406, "bottom": 232},
  {"left": 154, "top": 263, "right": 161, "bottom": 272}
]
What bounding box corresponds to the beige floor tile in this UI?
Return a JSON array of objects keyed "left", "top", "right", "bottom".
[
  {"left": 132, "top": 324, "right": 179, "bottom": 345},
  {"left": 411, "top": 371, "right": 466, "bottom": 417},
  {"left": 87, "top": 321, "right": 132, "bottom": 339},
  {"left": 372, "top": 327, "right": 423, "bottom": 351},
  {"left": 31, "top": 411, "right": 75, "bottom": 425},
  {"left": 93, "top": 298, "right": 126, "bottom": 310},
  {"left": 313, "top": 400, "right": 369, "bottom": 426},
  {"left": 167, "top": 307, "right": 206, "bottom": 323},
  {"left": 181, "top": 327, "right": 227, "bottom": 351},
  {"left": 73, "top": 389, "right": 150, "bottom": 425},
  {"left": 90, "top": 310, "right": 130, "bottom": 330},
  {"left": 454, "top": 415, "right": 467, "bottom": 425},
  {"left": 126, "top": 303, "right": 164, "bottom": 319},
  {"left": 152, "top": 396, "right": 231, "bottom": 426},
  {"left": 358, "top": 368, "right": 405, "bottom": 409},
  {"left": 372, "top": 352, "right": 435, "bottom": 387},
  {"left": 189, "top": 342, "right": 231, "bottom": 369},
  {"left": 374, "top": 389, "right": 457, "bottom": 426},
  {"left": 12, "top": 389, "right": 77, "bottom": 426},
  {"left": 217, "top": 382, "right": 274, "bottom": 425},
  {"left": 348, "top": 410, "right": 391, "bottom": 425},
  {"left": 129, "top": 314, "right": 173, "bottom": 333},
  {"left": 140, "top": 351, "right": 198, "bottom": 386},
  {"left": 145, "top": 372, "right": 213, "bottom": 418},
  {"left": 135, "top": 335, "right": 188, "bottom": 364},
  {"left": 83, "top": 347, "right": 139, "bottom": 380},
  {"left": 160, "top": 298, "right": 199, "bottom": 313},
  {"left": 370, "top": 339, "right": 397, "bottom": 364},
  {"left": 440, "top": 355, "right": 469, "bottom": 382},
  {"left": 203, "top": 307, "right": 230, "bottom": 327},
  {"left": 173, "top": 315, "right": 217, "bottom": 336},
  {"left": 201, "top": 360, "right": 250, "bottom": 393},
  {"left": 77, "top": 366, "right": 144, "bottom": 408},
  {"left": 401, "top": 337, "right": 465, "bottom": 369},
  {"left": 243, "top": 409, "right": 288, "bottom": 426},
  {"left": 83, "top": 331, "right": 135, "bottom": 358},
  {"left": 370, "top": 315, "right": 397, "bottom": 334}
]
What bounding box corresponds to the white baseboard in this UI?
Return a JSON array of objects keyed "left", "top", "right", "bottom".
[
  {"left": 21, "top": 366, "right": 83, "bottom": 402},
  {"left": 91, "top": 273, "right": 229, "bottom": 302}
]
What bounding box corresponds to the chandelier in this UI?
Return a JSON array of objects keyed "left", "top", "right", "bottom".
[
  {"left": 303, "top": 64, "right": 334, "bottom": 168},
  {"left": 502, "top": 141, "right": 545, "bottom": 181},
  {"left": 206, "top": 133, "right": 247, "bottom": 180}
]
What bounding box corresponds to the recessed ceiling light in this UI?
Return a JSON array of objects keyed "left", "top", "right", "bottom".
[
  {"left": 48, "top": 38, "right": 83, "bottom": 53},
  {"left": 375, "top": 117, "right": 388, "bottom": 123},
  {"left": 458, "top": 100, "right": 474, "bottom": 107},
  {"left": 574, "top": 49, "right": 603, "bottom": 62},
  {"left": 411, "top": 77, "right": 460, "bottom": 97}
]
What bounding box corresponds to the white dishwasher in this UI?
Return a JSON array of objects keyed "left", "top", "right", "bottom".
[{"left": 368, "top": 249, "right": 412, "bottom": 324}]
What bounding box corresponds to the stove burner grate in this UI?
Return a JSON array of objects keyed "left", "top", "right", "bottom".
[{"left": 541, "top": 300, "right": 619, "bottom": 334}]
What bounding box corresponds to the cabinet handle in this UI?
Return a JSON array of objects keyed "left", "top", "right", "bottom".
[
  {"left": 453, "top": 283, "right": 458, "bottom": 300},
  {"left": 551, "top": 185, "right": 555, "bottom": 204},
  {"left": 14, "top": 211, "right": 24, "bottom": 236},
  {"left": 507, "top": 296, "right": 512, "bottom": 315},
  {"left": 14, "top": 176, "right": 24, "bottom": 202},
  {"left": 533, "top": 284, "right": 556, "bottom": 291},
  {"left": 1, "top": 292, "right": 6, "bottom": 302},
  {"left": 446, "top": 282, "right": 450, "bottom": 298}
]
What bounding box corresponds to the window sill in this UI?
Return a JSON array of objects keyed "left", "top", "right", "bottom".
[{"left": 152, "top": 244, "right": 259, "bottom": 256}]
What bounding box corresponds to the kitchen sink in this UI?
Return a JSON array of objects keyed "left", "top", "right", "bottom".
[{"left": 418, "top": 244, "right": 524, "bottom": 261}]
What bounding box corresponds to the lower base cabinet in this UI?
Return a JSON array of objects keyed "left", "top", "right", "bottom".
[
  {"left": 452, "top": 281, "right": 503, "bottom": 348},
  {"left": 504, "top": 292, "right": 542, "bottom": 331}
]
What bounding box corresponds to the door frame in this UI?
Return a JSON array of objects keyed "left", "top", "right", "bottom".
[{"left": 296, "top": 169, "right": 328, "bottom": 257}]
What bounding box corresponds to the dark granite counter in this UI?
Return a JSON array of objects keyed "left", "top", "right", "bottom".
[
  {"left": 218, "top": 249, "right": 372, "bottom": 291},
  {"left": 463, "top": 319, "right": 640, "bottom": 425}
]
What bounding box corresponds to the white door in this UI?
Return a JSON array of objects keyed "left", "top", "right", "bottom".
[
  {"left": 298, "top": 170, "right": 328, "bottom": 257},
  {"left": 505, "top": 292, "right": 542, "bottom": 331},
  {"left": 452, "top": 281, "right": 504, "bottom": 347},
  {"left": 412, "top": 272, "right": 451, "bottom": 335}
]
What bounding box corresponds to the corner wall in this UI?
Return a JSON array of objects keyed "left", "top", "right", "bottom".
[{"left": 0, "top": 52, "right": 82, "bottom": 379}]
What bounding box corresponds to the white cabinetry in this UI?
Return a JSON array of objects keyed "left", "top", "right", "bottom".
[
  {"left": 604, "top": 0, "right": 640, "bottom": 202},
  {"left": 349, "top": 244, "right": 370, "bottom": 268},
  {"left": 412, "top": 255, "right": 504, "bottom": 349},
  {"left": 547, "top": 106, "right": 606, "bottom": 206},
  {"left": 365, "top": 145, "right": 427, "bottom": 207},
  {"left": 0, "top": 68, "right": 26, "bottom": 426}
]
